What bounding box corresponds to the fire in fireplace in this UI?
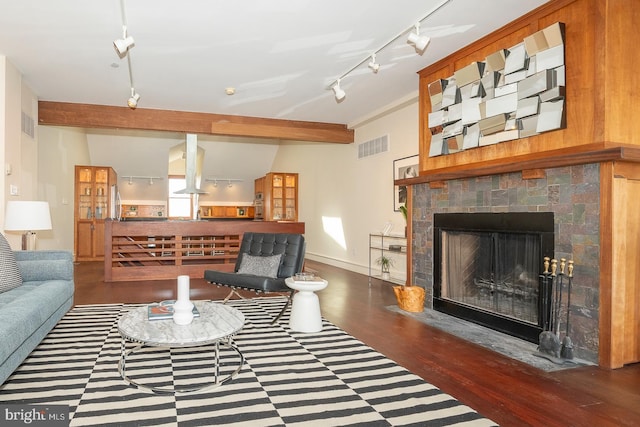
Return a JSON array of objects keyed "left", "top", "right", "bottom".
[{"left": 433, "top": 212, "right": 554, "bottom": 342}]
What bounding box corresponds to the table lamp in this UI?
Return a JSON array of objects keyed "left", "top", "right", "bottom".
[{"left": 4, "top": 201, "right": 52, "bottom": 250}]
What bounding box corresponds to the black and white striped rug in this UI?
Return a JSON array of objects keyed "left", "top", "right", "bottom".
[{"left": 0, "top": 298, "right": 496, "bottom": 426}]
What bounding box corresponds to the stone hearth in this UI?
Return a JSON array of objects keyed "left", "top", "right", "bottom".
[{"left": 411, "top": 163, "right": 600, "bottom": 363}]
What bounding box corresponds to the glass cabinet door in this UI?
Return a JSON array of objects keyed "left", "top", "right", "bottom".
[
  {"left": 284, "top": 174, "right": 296, "bottom": 220},
  {"left": 272, "top": 174, "right": 284, "bottom": 220},
  {"left": 94, "top": 168, "right": 110, "bottom": 219},
  {"left": 77, "top": 167, "right": 93, "bottom": 219}
]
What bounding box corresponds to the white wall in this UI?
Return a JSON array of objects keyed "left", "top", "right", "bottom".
[
  {"left": 38, "top": 126, "right": 90, "bottom": 250},
  {"left": 0, "top": 57, "right": 6, "bottom": 235},
  {"left": 1, "top": 57, "right": 42, "bottom": 249},
  {"left": 271, "top": 100, "right": 419, "bottom": 280}
]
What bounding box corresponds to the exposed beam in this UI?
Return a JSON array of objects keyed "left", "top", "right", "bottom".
[{"left": 38, "top": 101, "right": 354, "bottom": 144}]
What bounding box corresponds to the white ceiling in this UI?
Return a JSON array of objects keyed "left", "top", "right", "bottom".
[
  {"left": 0, "top": 0, "right": 549, "bottom": 126},
  {"left": 2, "top": 0, "right": 549, "bottom": 194}
]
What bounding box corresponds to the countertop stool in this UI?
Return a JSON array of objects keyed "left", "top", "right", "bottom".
[{"left": 285, "top": 276, "right": 328, "bottom": 333}]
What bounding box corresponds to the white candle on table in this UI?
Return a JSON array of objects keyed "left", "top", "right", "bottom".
[
  {"left": 173, "top": 275, "right": 194, "bottom": 325},
  {"left": 177, "top": 275, "right": 190, "bottom": 302}
]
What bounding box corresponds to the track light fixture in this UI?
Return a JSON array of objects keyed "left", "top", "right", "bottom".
[
  {"left": 326, "top": 0, "right": 451, "bottom": 102},
  {"left": 114, "top": 27, "right": 135, "bottom": 57},
  {"left": 127, "top": 88, "right": 140, "bottom": 109},
  {"left": 116, "top": 0, "right": 140, "bottom": 109},
  {"left": 332, "top": 79, "right": 346, "bottom": 102},
  {"left": 407, "top": 23, "right": 430, "bottom": 54},
  {"left": 368, "top": 54, "right": 380, "bottom": 73},
  {"left": 123, "top": 175, "right": 163, "bottom": 184},
  {"left": 205, "top": 177, "right": 243, "bottom": 189}
]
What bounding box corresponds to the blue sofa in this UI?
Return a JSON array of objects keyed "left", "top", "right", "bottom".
[{"left": 0, "top": 249, "right": 74, "bottom": 385}]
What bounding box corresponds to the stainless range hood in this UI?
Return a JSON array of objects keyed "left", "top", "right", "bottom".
[{"left": 174, "top": 133, "right": 207, "bottom": 195}]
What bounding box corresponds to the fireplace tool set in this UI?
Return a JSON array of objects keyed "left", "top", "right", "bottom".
[{"left": 537, "top": 257, "right": 575, "bottom": 363}]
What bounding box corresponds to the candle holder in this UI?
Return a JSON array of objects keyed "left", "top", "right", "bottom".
[{"left": 173, "top": 275, "right": 194, "bottom": 325}]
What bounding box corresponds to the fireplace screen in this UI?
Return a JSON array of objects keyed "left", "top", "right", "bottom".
[
  {"left": 434, "top": 212, "right": 554, "bottom": 342},
  {"left": 440, "top": 230, "right": 541, "bottom": 324}
]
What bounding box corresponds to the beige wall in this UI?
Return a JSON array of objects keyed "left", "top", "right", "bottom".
[
  {"left": 0, "top": 57, "right": 6, "bottom": 234},
  {"left": 1, "top": 57, "right": 40, "bottom": 249},
  {"left": 272, "top": 100, "right": 419, "bottom": 279},
  {"left": 38, "top": 126, "right": 90, "bottom": 250}
]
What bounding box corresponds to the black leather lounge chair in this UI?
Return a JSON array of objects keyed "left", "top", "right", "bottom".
[{"left": 204, "top": 232, "right": 305, "bottom": 323}]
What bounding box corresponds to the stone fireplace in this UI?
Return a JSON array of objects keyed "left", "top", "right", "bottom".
[
  {"left": 402, "top": 0, "right": 640, "bottom": 369},
  {"left": 411, "top": 163, "right": 600, "bottom": 363},
  {"left": 433, "top": 211, "right": 554, "bottom": 343}
]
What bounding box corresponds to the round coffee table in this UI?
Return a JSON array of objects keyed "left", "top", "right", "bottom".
[
  {"left": 117, "top": 301, "right": 245, "bottom": 394},
  {"left": 285, "top": 276, "right": 328, "bottom": 333}
]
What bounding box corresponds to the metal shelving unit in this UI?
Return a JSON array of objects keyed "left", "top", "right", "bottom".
[{"left": 368, "top": 233, "right": 407, "bottom": 285}]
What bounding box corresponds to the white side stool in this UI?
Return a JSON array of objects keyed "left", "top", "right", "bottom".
[{"left": 285, "top": 276, "right": 328, "bottom": 333}]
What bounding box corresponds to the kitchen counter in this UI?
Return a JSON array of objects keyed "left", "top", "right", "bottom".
[
  {"left": 104, "top": 219, "right": 304, "bottom": 282},
  {"left": 119, "top": 217, "right": 258, "bottom": 221}
]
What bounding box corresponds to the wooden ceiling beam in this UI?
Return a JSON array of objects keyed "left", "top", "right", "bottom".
[{"left": 38, "top": 101, "right": 354, "bottom": 144}]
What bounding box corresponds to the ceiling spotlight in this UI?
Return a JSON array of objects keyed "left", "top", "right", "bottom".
[
  {"left": 332, "top": 79, "right": 346, "bottom": 102},
  {"left": 128, "top": 177, "right": 133, "bottom": 185},
  {"left": 149, "top": 177, "right": 154, "bottom": 185},
  {"left": 407, "top": 23, "right": 430, "bottom": 54},
  {"left": 114, "top": 27, "right": 135, "bottom": 56},
  {"left": 227, "top": 180, "right": 233, "bottom": 188},
  {"left": 368, "top": 54, "right": 380, "bottom": 73},
  {"left": 127, "top": 88, "right": 140, "bottom": 109},
  {"left": 213, "top": 180, "right": 218, "bottom": 188}
]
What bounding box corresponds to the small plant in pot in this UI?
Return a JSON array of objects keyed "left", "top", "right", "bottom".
[
  {"left": 399, "top": 204, "right": 408, "bottom": 237},
  {"left": 376, "top": 255, "right": 394, "bottom": 280}
]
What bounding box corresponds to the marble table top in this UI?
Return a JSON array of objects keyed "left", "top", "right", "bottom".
[{"left": 118, "top": 301, "right": 245, "bottom": 347}]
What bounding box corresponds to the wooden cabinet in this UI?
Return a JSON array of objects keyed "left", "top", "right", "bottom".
[
  {"left": 263, "top": 172, "right": 298, "bottom": 221},
  {"left": 74, "top": 165, "right": 117, "bottom": 261},
  {"left": 254, "top": 176, "right": 265, "bottom": 195}
]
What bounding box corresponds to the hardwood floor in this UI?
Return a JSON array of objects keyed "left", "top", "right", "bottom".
[{"left": 74, "top": 259, "right": 640, "bottom": 427}]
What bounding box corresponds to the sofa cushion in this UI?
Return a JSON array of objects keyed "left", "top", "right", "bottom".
[
  {"left": 237, "top": 253, "right": 282, "bottom": 278},
  {"left": 0, "top": 279, "right": 74, "bottom": 371},
  {"left": 0, "top": 233, "right": 22, "bottom": 293}
]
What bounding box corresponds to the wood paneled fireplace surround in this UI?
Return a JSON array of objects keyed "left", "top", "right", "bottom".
[{"left": 397, "top": 0, "right": 640, "bottom": 369}]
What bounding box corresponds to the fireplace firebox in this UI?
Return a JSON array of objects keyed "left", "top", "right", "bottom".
[{"left": 434, "top": 212, "right": 554, "bottom": 342}]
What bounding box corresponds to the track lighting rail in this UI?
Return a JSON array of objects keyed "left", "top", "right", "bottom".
[{"left": 327, "top": 0, "right": 452, "bottom": 100}]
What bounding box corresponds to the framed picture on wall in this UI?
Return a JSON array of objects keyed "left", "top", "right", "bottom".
[{"left": 393, "top": 154, "right": 418, "bottom": 211}]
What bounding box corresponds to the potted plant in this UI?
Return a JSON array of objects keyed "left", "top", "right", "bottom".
[
  {"left": 399, "top": 203, "right": 408, "bottom": 237},
  {"left": 376, "top": 255, "right": 394, "bottom": 280}
]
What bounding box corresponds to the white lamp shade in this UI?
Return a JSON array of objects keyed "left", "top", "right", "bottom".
[{"left": 4, "top": 201, "right": 52, "bottom": 231}]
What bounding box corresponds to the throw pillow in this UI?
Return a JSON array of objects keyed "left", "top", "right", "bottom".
[
  {"left": 237, "top": 253, "right": 282, "bottom": 278},
  {"left": 0, "top": 233, "right": 22, "bottom": 293}
]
